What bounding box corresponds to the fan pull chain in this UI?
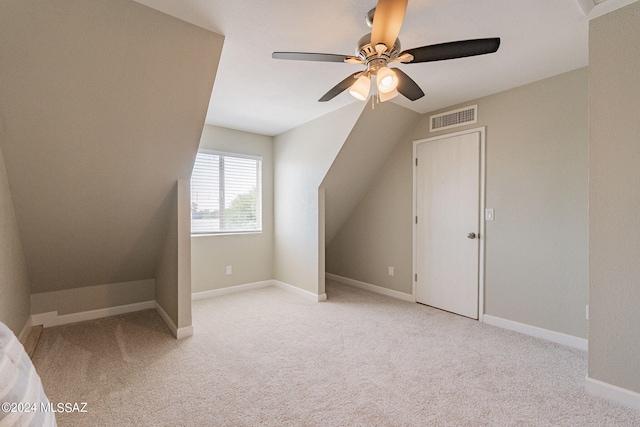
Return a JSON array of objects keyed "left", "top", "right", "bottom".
[{"left": 372, "top": 93, "right": 381, "bottom": 109}]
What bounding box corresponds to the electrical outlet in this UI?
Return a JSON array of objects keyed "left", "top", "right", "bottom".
[
  {"left": 225, "top": 265, "right": 232, "bottom": 275},
  {"left": 388, "top": 266, "right": 394, "bottom": 276}
]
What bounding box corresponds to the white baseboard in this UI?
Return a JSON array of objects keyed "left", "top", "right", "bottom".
[
  {"left": 585, "top": 376, "right": 640, "bottom": 411},
  {"left": 18, "top": 317, "right": 34, "bottom": 344},
  {"left": 272, "top": 280, "right": 327, "bottom": 302},
  {"left": 483, "top": 314, "right": 588, "bottom": 351},
  {"left": 26, "top": 279, "right": 324, "bottom": 339},
  {"left": 30, "top": 279, "right": 155, "bottom": 317},
  {"left": 30, "top": 312, "right": 58, "bottom": 328},
  {"left": 192, "top": 280, "right": 273, "bottom": 300},
  {"left": 326, "top": 273, "right": 414, "bottom": 303},
  {"left": 29, "top": 299, "right": 191, "bottom": 340},
  {"left": 30, "top": 300, "right": 156, "bottom": 328},
  {"left": 154, "top": 302, "right": 192, "bottom": 339},
  {"left": 176, "top": 325, "right": 194, "bottom": 339},
  {"left": 193, "top": 280, "right": 327, "bottom": 302},
  {"left": 154, "top": 302, "right": 175, "bottom": 336}
]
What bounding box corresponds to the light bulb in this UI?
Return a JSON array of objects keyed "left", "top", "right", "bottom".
[
  {"left": 377, "top": 67, "right": 398, "bottom": 94},
  {"left": 349, "top": 75, "right": 371, "bottom": 101}
]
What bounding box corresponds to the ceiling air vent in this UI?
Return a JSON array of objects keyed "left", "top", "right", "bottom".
[{"left": 430, "top": 105, "right": 478, "bottom": 132}]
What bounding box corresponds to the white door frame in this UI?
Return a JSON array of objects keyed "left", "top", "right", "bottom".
[{"left": 412, "top": 127, "right": 486, "bottom": 321}]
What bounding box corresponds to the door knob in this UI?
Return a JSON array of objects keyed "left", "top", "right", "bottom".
[{"left": 467, "top": 232, "right": 477, "bottom": 239}]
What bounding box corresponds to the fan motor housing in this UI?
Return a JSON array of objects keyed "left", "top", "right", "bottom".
[
  {"left": 356, "top": 34, "right": 401, "bottom": 74},
  {"left": 356, "top": 33, "right": 401, "bottom": 61}
]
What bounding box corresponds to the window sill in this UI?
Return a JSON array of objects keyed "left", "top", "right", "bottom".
[{"left": 191, "top": 231, "right": 262, "bottom": 238}]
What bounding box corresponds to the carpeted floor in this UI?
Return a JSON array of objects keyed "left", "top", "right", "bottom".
[{"left": 32, "top": 280, "right": 640, "bottom": 426}]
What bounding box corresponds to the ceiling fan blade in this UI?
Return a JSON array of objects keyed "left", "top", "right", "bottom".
[
  {"left": 272, "top": 52, "right": 357, "bottom": 63},
  {"left": 371, "top": 0, "right": 408, "bottom": 52},
  {"left": 393, "top": 68, "right": 425, "bottom": 101},
  {"left": 401, "top": 38, "right": 501, "bottom": 63},
  {"left": 319, "top": 72, "right": 361, "bottom": 102}
]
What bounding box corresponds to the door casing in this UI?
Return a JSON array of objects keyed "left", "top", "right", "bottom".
[{"left": 412, "top": 127, "right": 486, "bottom": 321}]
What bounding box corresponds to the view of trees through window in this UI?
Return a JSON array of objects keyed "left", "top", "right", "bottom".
[{"left": 191, "top": 152, "right": 262, "bottom": 234}]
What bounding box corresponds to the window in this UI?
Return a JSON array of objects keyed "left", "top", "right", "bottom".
[{"left": 190, "top": 150, "right": 262, "bottom": 234}]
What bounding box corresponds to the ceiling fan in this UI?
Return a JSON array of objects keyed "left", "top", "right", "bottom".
[{"left": 272, "top": 0, "right": 500, "bottom": 104}]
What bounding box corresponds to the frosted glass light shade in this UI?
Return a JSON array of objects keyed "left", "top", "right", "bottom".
[
  {"left": 379, "top": 88, "right": 398, "bottom": 102},
  {"left": 377, "top": 67, "right": 398, "bottom": 94},
  {"left": 349, "top": 75, "right": 371, "bottom": 101}
]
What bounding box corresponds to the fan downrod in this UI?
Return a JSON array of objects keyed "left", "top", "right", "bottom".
[{"left": 355, "top": 7, "right": 404, "bottom": 75}]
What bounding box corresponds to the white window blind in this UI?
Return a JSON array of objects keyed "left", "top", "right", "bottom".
[{"left": 191, "top": 151, "right": 262, "bottom": 234}]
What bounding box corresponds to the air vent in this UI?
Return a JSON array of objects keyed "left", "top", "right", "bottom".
[{"left": 430, "top": 105, "right": 478, "bottom": 132}]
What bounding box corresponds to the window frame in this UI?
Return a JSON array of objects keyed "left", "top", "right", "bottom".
[{"left": 190, "top": 149, "right": 263, "bottom": 236}]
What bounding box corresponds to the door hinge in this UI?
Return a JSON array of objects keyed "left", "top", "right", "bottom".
[
  {"left": 415, "top": 273, "right": 418, "bottom": 281},
  {"left": 415, "top": 216, "right": 418, "bottom": 224},
  {"left": 415, "top": 158, "right": 418, "bottom": 166}
]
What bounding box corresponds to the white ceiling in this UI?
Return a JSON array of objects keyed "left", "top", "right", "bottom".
[{"left": 132, "top": 0, "right": 632, "bottom": 136}]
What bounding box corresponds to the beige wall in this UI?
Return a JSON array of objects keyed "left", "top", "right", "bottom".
[
  {"left": 0, "top": 0, "right": 223, "bottom": 301},
  {"left": 477, "top": 68, "right": 588, "bottom": 339},
  {"left": 589, "top": 1, "right": 640, "bottom": 394},
  {"left": 155, "top": 179, "right": 191, "bottom": 332},
  {"left": 176, "top": 179, "right": 192, "bottom": 330},
  {"left": 322, "top": 102, "right": 419, "bottom": 245},
  {"left": 194, "top": 105, "right": 417, "bottom": 298},
  {"left": 156, "top": 184, "right": 179, "bottom": 327},
  {"left": 0, "top": 147, "right": 31, "bottom": 335},
  {"left": 192, "top": 126, "right": 274, "bottom": 293},
  {"left": 31, "top": 279, "right": 154, "bottom": 316},
  {"left": 273, "top": 102, "right": 365, "bottom": 295},
  {"left": 328, "top": 67, "right": 589, "bottom": 339},
  {"left": 326, "top": 133, "right": 415, "bottom": 294}
]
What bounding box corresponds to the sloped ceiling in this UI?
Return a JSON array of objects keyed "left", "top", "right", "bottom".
[
  {"left": 0, "top": 0, "right": 224, "bottom": 293},
  {"left": 130, "top": 0, "right": 635, "bottom": 136},
  {"left": 322, "top": 102, "right": 419, "bottom": 245}
]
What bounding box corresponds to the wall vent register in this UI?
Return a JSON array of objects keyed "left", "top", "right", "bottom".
[{"left": 430, "top": 105, "right": 478, "bottom": 132}]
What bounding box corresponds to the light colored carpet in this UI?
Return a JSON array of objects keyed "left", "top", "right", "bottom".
[{"left": 32, "top": 281, "right": 640, "bottom": 426}]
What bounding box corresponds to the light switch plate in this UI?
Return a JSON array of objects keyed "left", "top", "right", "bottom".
[{"left": 485, "top": 208, "right": 495, "bottom": 221}]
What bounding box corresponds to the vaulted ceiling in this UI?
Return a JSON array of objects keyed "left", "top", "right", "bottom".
[{"left": 133, "top": 0, "right": 634, "bottom": 136}]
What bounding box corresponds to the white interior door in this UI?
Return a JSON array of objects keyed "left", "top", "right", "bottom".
[{"left": 415, "top": 131, "right": 480, "bottom": 319}]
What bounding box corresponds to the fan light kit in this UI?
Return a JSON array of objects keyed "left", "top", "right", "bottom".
[{"left": 273, "top": 0, "right": 500, "bottom": 106}]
